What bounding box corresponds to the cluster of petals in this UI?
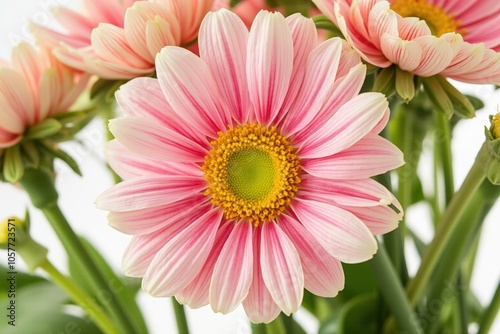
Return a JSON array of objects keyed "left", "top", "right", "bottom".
[
  {"left": 0, "top": 42, "right": 89, "bottom": 148},
  {"left": 32, "top": 0, "right": 214, "bottom": 79},
  {"left": 313, "top": 0, "right": 500, "bottom": 84},
  {"left": 96, "top": 9, "right": 404, "bottom": 322}
]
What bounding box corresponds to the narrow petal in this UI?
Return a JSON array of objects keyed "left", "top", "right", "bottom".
[
  {"left": 297, "top": 93, "right": 388, "bottom": 159},
  {"left": 281, "top": 38, "right": 343, "bottom": 136},
  {"left": 145, "top": 16, "right": 179, "bottom": 59},
  {"left": 95, "top": 175, "right": 206, "bottom": 212},
  {"left": 210, "top": 222, "right": 253, "bottom": 313},
  {"left": 10, "top": 42, "right": 44, "bottom": 96},
  {"left": 156, "top": 46, "right": 230, "bottom": 137},
  {"left": 380, "top": 34, "right": 422, "bottom": 72},
  {"left": 0, "top": 68, "right": 35, "bottom": 126},
  {"left": 121, "top": 206, "right": 207, "bottom": 277},
  {"left": 115, "top": 77, "right": 207, "bottom": 145},
  {"left": 142, "top": 208, "right": 223, "bottom": 296},
  {"left": 176, "top": 222, "right": 234, "bottom": 309},
  {"left": 199, "top": 9, "right": 250, "bottom": 124},
  {"left": 106, "top": 140, "right": 202, "bottom": 180},
  {"left": 340, "top": 205, "right": 402, "bottom": 235},
  {"left": 109, "top": 116, "right": 207, "bottom": 163},
  {"left": 302, "top": 133, "right": 404, "bottom": 179},
  {"left": 247, "top": 11, "right": 293, "bottom": 125},
  {"left": 279, "top": 215, "right": 344, "bottom": 297},
  {"left": 260, "top": 222, "right": 303, "bottom": 315},
  {"left": 291, "top": 198, "right": 377, "bottom": 263},
  {"left": 108, "top": 194, "right": 208, "bottom": 235},
  {"left": 242, "top": 227, "right": 281, "bottom": 324},
  {"left": 412, "top": 36, "right": 455, "bottom": 77}
]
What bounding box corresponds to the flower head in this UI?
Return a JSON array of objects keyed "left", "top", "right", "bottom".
[
  {"left": 313, "top": 0, "right": 500, "bottom": 84},
  {"left": 32, "top": 0, "right": 215, "bottom": 79},
  {"left": 96, "top": 9, "right": 404, "bottom": 322}
]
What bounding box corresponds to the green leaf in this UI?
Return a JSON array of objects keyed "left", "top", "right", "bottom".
[
  {"left": 395, "top": 68, "right": 415, "bottom": 102},
  {"left": 338, "top": 262, "right": 377, "bottom": 301},
  {"left": 21, "top": 141, "right": 40, "bottom": 168},
  {"left": 0, "top": 281, "right": 101, "bottom": 334},
  {"left": 411, "top": 176, "right": 425, "bottom": 204},
  {"left": 3, "top": 145, "right": 24, "bottom": 182},
  {"left": 38, "top": 142, "right": 82, "bottom": 176},
  {"left": 68, "top": 237, "right": 148, "bottom": 334},
  {"left": 422, "top": 76, "right": 454, "bottom": 118},
  {"left": 337, "top": 294, "right": 378, "bottom": 334},
  {"left": 0, "top": 266, "right": 47, "bottom": 298},
  {"left": 372, "top": 66, "right": 396, "bottom": 98},
  {"left": 465, "top": 95, "right": 485, "bottom": 111},
  {"left": 24, "top": 118, "right": 62, "bottom": 140}
]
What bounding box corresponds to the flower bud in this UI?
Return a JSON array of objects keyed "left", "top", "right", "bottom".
[{"left": 476, "top": 113, "right": 500, "bottom": 184}]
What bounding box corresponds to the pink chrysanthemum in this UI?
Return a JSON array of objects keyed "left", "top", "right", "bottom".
[
  {"left": 313, "top": 0, "right": 500, "bottom": 84},
  {"left": 32, "top": 0, "right": 214, "bottom": 79},
  {"left": 0, "top": 42, "right": 89, "bottom": 148},
  {"left": 96, "top": 9, "right": 404, "bottom": 322}
]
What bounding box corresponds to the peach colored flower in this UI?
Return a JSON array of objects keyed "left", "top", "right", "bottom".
[
  {"left": 32, "top": 0, "right": 214, "bottom": 79},
  {"left": 96, "top": 9, "right": 403, "bottom": 322},
  {"left": 0, "top": 42, "right": 89, "bottom": 148},
  {"left": 313, "top": 0, "right": 500, "bottom": 84}
]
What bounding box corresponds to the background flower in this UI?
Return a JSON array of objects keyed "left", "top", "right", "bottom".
[
  {"left": 312, "top": 0, "right": 500, "bottom": 84},
  {"left": 0, "top": 42, "right": 89, "bottom": 149},
  {"left": 96, "top": 9, "right": 403, "bottom": 323},
  {"left": 32, "top": 0, "right": 214, "bottom": 79}
]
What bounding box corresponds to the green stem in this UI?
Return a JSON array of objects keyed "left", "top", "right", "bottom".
[
  {"left": 478, "top": 281, "right": 500, "bottom": 334},
  {"left": 435, "top": 112, "right": 455, "bottom": 204},
  {"left": 41, "top": 203, "right": 139, "bottom": 334},
  {"left": 251, "top": 323, "right": 267, "bottom": 334},
  {"left": 370, "top": 244, "right": 423, "bottom": 334},
  {"left": 280, "top": 314, "right": 296, "bottom": 334},
  {"left": 40, "top": 259, "right": 119, "bottom": 334},
  {"left": 172, "top": 298, "right": 190, "bottom": 334},
  {"left": 406, "top": 162, "right": 485, "bottom": 305}
]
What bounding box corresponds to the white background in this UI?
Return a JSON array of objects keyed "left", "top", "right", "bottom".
[{"left": 0, "top": 1, "right": 499, "bottom": 333}]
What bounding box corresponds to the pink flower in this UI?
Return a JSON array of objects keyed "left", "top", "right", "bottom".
[
  {"left": 313, "top": 0, "right": 500, "bottom": 84},
  {"left": 96, "top": 9, "right": 404, "bottom": 322},
  {"left": 0, "top": 42, "right": 89, "bottom": 148},
  {"left": 32, "top": 0, "right": 214, "bottom": 79}
]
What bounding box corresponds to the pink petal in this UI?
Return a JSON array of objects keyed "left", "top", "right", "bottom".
[
  {"left": 276, "top": 13, "right": 317, "bottom": 125},
  {"left": 297, "top": 92, "right": 388, "bottom": 159},
  {"left": 210, "top": 222, "right": 253, "bottom": 313},
  {"left": 108, "top": 194, "right": 208, "bottom": 235},
  {"left": 0, "top": 126, "right": 21, "bottom": 148},
  {"left": 291, "top": 198, "right": 377, "bottom": 263},
  {"left": 282, "top": 38, "right": 343, "bottom": 136},
  {"left": 278, "top": 215, "right": 344, "bottom": 297},
  {"left": 302, "top": 133, "right": 404, "bottom": 179},
  {"left": 10, "top": 42, "right": 43, "bottom": 98},
  {"left": 246, "top": 11, "right": 293, "bottom": 125},
  {"left": 260, "top": 222, "right": 303, "bottom": 315},
  {"left": 163, "top": 0, "right": 213, "bottom": 44},
  {"left": 242, "top": 227, "right": 281, "bottom": 323},
  {"left": 145, "top": 16, "right": 179, "bottom": 59},
  {"left": 91, "top": 23, "right": 151, "bottom": 68},
  {"left": 142, "top": 208, "right": 223, "bottom": 296},
  {"left": 0, "top": 68, "right": 34, "bottom": 127},
  {"left": 176, "top": 222, "right": 234, "bottom": 309},
  {"left": 156, "top": 46, "right": 230, "bottom": 137},
  {"left": 294, "top": 63, "right": 366, "bottom": 143},
  {"left": 109, "top": 116, "right": 207, "bottom": 163},
  {"left": 300, "top": 177, "right": 400, "bottom": 208},
  {"left": 121, "top": 205, "right": 208, "bottom": 277},
  {"left": 199, "top": 9, "right": 250, "bottom": 124},
  {"left": 380, "top": 34, "right": 422, "bottom": 72},
  {"left": 95, "top": 175, "right": 206, "bottom": 212},
  {"left": 115, "top": 77, "right": 207, "bottom": 145},
  {"left": 412, "top": 35, "right": 455, "bottom": 77},
  {"left": 340, "top": 204, "right": 402, "bottom": 235},
  {"left": 106, "top": 140, "right": 202, "bottom": 180}
]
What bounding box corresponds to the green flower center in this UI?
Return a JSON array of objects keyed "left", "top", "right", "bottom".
[{"left": 202, "top": 124, "right": 301, "bottom": 226}]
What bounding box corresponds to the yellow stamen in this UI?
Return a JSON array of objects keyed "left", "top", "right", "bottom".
[
  {"left": 391, "top": 0, "right": 463, "bottom": 37},
  {"left": 202, "top": 124, "right": 301, "bottom": 226}
]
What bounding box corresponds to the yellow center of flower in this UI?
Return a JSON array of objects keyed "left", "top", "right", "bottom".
[
  {"left": 202, "top": 124, "right": 301, "bottom": 226},
  {"left": 391, "top": 0, "right": 462, "bottom": 36},
  {"left": 492, "top": 113, "right": 500, "bottom": 139}
]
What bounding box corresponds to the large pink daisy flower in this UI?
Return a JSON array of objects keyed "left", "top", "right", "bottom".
[
  {"left": 32, "top": 0, "right": 214, "bottom": 79},
  {"left": 312, "top": 0, "right": 500, "bottom": 84},
  {"left": 0, "top": 42, "right": 89, "bottom": 148},
  {"left": 96, "top": 9, "right": 404, "bottom": 322}
]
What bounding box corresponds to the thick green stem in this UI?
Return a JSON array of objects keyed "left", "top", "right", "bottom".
[
  {"left": 406, "top": 162, "right": 485, "bottom": 305},
  {"left": 172, "top": 298, "right": 190, "bottom": 334},
  {"left": 20, "top": 169, "right": 140, "bottom": 334},
  {"left": 370, "top": 244, "right": 423, "bottom": 334},
  {"left": 41, "top": 260, "right": 119, "bottom": 334},
  {"left": 478, "top": 281, "right": 500, "bottom": 334}
]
